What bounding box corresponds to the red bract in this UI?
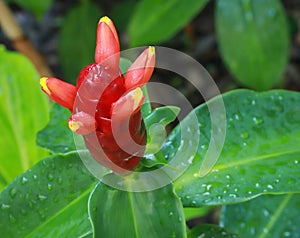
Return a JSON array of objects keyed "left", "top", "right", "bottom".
[{"left": 40, "top": 16, "right": 155, "bottom": 173}]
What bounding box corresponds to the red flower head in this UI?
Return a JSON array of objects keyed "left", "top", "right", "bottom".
[{"left": 40, "top": 16, "right": 155, "bottom": 173}]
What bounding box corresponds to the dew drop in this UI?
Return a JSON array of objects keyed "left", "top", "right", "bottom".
[
  {"left": 20, "top": 177, "right": 28, "bottom": 185},
  {"left": 67, "top": 163, "right": 73, "bottom": 169},
  {"left": 200, "top": 144, "right": 207, "bottom": 150},
  {"left": 38, "top": 194, "right": 48, "bottom": 201},
  {"left": 282, "top": 230, "right": 292, "bottom": 237},
  {"left": 253, "top": 116, "right": 264, "bottom": 125},
  {"left": 206, "top": 184, "right": 212, "bottom": 191},
  {"left": 225, "top": 175, "right": 231, "bottom": 179},
  {"left": 255, "top": 183, "right": 260, "bottom": 188},
  {"left": 1, "top": 203, "right": 11, "bottom": 210},
  {"left": 169, "top": 211, "right": 174, "bottom": 216},
  {"left": 294, "top": 160, "right": 299, "bottom": 165},
  {"left": 32, "top": 174, "right": 38, "bottom": 180},
  {"left": 263, "top": 228, "right": 269, "bottom": 234},
  {"left": 9, "top": 188, "right": 18, "bottom": 198},
  {"left": 250, "top": 227, "right": 256, "bottom": 235},
  {"left": 262, "top": 208, "right": 269, "bottom": 217},
  {"left": 185, "top": 195, "right": 191, "bottom": 200},
  {"left": 57, "top": 177, "right": 63, "bottom": 185},
  {"left": 9, "top": 214, "right": 16, "bottom": 223},
  {"left": 193, "top": 173, "right": 199, "bottom": 178},
  {"left": 240, "top": 131, "right": 249, "bottom": 139},
  {"left": 187, "top": 156, "right": 194, "bottom": 164},
  {"left": 267, "top": 184, "right": 274, "bottom": 190},
  {"left": 47, "top": 183, "right": 53, "bottom": 191},
  {"left": 47, "top": 173, "right": 54, "bottom": 181},
  {"left": 234, "top": 113, "right": 242, "bottom": 121},
  {"left": 229, "top": 194, "right": 237, "bottom": 198}
]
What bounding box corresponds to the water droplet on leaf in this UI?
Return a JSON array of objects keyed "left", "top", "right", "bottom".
[
  {"left": 9, "top": 188, "right": 17, "bottom": 198},
  {"left": 20, "top": 177, "right": 28, "bottom": 185}
]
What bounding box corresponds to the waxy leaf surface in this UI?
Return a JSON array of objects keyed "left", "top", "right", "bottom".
[
  {"left": 0, "top": 47, "right": 49, "bottom": 189},
  {"left": 216, "top": 0, "right": 289, "bottom": 90},
  {"left": 89, "top": 180, "right": 186, "bottom": 238},
  {"left": 161, "top": 90, "right": 300, "bottom": 206},
  {"left": 0, "top": 153, "right": 97, "bottom": 237},
  {"left": 221, "top": 194, "right": 300, "bottom": 238}
]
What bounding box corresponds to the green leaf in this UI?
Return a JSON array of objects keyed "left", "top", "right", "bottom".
[
  {"left": 37, "top": 103, "right": 76, "bottom": 154},
  {"left": 58, "top": 2, "right": 101, "bottom": 83},
  {"left": 184, "top": 206, "right": 213, "bottom": 221},
  {"left": 220, "top": 194, "right": 300, "bottom": 238},
  {"left": 188, "top": 224, "right": 239, "bottom": 238},
  {"left": 0, "top": 152, "right": 97, "bottom": 237},
  {"left": 110, "top": 0, "right": 137, "bottom": 31},
  {"left": 144, "top": 106, "right": 180, "bottom": 129},
  {"left": 216, "top": 0, "right": 289, "bottom": 90},
  {"left": 89, "top": 179, "right": 186, "bottom": 237},
  {"left": 128, "top": 0, "right": 209, "bottom": 46},
  {"left": 165, "top": 90, "right": 300, "bottom": 206},
  {"left": 8, "top": 0, "right": 53, "bottom": 19},
  {"left": 0, "top": 46, "right": 49, "bottom": 188},
  {"left": 144, "top": 106, "right": 180, "bottom": 155}
]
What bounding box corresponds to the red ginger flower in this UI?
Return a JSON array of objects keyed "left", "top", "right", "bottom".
[{"left": 40, "top": 16, "right": 155, "bottom": 172}]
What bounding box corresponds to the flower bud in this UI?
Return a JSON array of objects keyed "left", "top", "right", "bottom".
[
  {"left": 40, "top": 77, "right": 76, "bottom": 111},
  {"left": 95, "top": 16, "right": 120, "bottom": 71},
  {"left": 125, "top": 46, "right": 155, "bottom": 91}
]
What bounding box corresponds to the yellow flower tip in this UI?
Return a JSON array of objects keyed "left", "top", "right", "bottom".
[
  {"left": 68, "top": 120, "right": 81, "bottom": 132},
  {"left": 132, "top": 87, "right": 143, "bottom": 110},
  {"left": 148, "top": 46, "right": 155, "bottom": 57},
  {"left": 99, "top": 16, "right": 112, "bottom": 25},
  {"left": 40, "top": 77, "right": 51, "bottom": 95}
]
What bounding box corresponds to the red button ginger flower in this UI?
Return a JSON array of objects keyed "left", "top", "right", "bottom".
[{"left": 40, "top": 16, "right": 155, "bottom": 173}]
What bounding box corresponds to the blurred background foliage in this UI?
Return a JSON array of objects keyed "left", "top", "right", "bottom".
[{"left": 1, "top": 0, "right": 299, "bottom": 106}]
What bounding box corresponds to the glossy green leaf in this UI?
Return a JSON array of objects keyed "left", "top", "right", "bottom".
[
  {"left": 164, "top": 90, "right": 300, "bottom": 206},
  {"left": 128, "top": 0, "right": 209, "bottom": 46},
  {"left": 216, "top": 0, "right": 289, "bottom": 90},
  {"left": 58, "top": 2, "right": 101, "bottom": 83},
  {"left": 89, "top": 179, "right": 186, "bottom": 237},
  {"left": 0, "top": 47, "right": 49, "bottom": 188},
  {"left": 188, "top": 224, "right": 239, "bottom": 238},
  {"left": 8, "top": 0, "right": 53, "bottom": 19},
  {"left": 144, "top": 106, "right": 180, "bottom": 155},
  {"left": 220, "top": 193, "right": 300, "bottom": 238},
  {"left": 0, "top": 152, "right": 97, "bottom": 237},
  {"left": 184, "top": 206, "right": 213, "bottom": 221},
  {"left": 144, "top": 106, "right": 180, "bottom": 129},
  {"left": 37, "top": 103, "right": 75, "bottom": 154}
]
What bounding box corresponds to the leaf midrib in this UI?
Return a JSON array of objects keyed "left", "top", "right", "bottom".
[
  {"left": 212, "top": 149, "right": 300, "bottom": 172},
  {"left": 257, "top": 194, "right": 293, "bottom": 238}
]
